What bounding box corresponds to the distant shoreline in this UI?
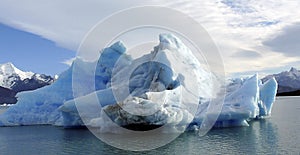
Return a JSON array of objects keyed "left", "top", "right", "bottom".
[{"left": 277, "top": 90, "right": 300, "bottom": 96}]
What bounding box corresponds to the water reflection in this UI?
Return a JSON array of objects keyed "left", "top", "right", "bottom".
[
  {"left": 132, "top": 119, "right": 280, "bottom": 154},
  {"left": 0, "top": 119, "right": 281, "bottom": 154},
  {"left": 1, "top": 97, "right": 300, "bottom": 154}
]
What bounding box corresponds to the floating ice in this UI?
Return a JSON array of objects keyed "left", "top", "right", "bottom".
[
  {"left": 0, "top": 34, "right": 278, "bottom": 132},
  {"left": 198, "top": 74, "right": 278, "bottom": 128}
]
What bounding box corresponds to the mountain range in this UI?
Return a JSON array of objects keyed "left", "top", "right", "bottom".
[
  {"left": 0, "top": 62, "right": 55, "bottom": 104},
  {"left": 262, "top": 67, "right": 300, "bottom": 96},
  {"left": 1, "top": 62, "right": 300, "bottom": 105}
]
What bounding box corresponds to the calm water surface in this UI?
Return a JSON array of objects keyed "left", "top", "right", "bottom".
[{"left": 0, "top": 97, "right": 299, "bottom": 154}]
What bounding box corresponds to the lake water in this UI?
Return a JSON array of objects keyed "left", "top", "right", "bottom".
[{"left": 0, "top": 97, "right": 299, "bottom": 154}]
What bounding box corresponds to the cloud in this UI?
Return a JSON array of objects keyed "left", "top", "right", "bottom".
[
  {"left": 263, "top": 23, "right": 300, "bottom": 57},
  {"left": 0, "top": 0, "right": 300, "bottom": 76},
  {"left": 230, "top": 59, "right": 300, "bottom": 79},
  {"left": 0, "top": 0, "right": 159, "bottom": 50},
  {"left": 231, "top": 49, "right": 262, "bottom": 59},
  {"left": 62, "top": 57, "right": 76, "bottom": 66}
]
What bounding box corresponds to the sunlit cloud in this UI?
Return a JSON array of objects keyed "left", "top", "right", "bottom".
[
  {"left": 61, "top": 57, "right": 76, "bottom": 66},
  {"left": 0, "top": 0, "right": 300, "bottom": 77}
]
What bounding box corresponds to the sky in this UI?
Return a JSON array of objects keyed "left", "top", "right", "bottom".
[
  {"left": 0, "top": 0, "right": 300, "bottom": 77},
  {"left": 0, "top": 23, "right": 75, "bottom": 75}
]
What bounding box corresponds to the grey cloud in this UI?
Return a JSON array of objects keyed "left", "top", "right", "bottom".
[
  {"left": 263, "top": 23, "right": 300, "bottom": 57},
  {"left": 0, "top": 0, "right": 160, "bottom": 51},
  {"left": 231, "top": 49, "right": 262, "bottom": 59}
]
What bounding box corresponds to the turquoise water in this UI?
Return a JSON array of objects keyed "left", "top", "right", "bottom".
[{"left": 0, "top": 97, "right": 299, "bottom": 154}]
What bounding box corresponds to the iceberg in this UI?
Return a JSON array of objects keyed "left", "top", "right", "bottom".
[
  {"left": 61, "top": 33, "right": 209, "bottom": 131},
  {"left": 0, "top": 33, "right": 278, "bottom": 132},
  {"left": 198, "top": 74, "right": 278, "bottom": 128}
]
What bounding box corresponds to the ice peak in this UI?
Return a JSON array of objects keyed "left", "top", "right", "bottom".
[
  {"left": 2, "top": 62, "right": 14, "bottom": 66},
  {"left": 109, "top": 41, "right": 126, "bottom": 54},
  {"left": 159, "top": 33, "right": 184, "bottom": 50},
  {"left": 0, "top": 62, "right": 17, "bottom": 74},
  {"left": 289, "top": 67, "right": 298, "bottom": 73}
]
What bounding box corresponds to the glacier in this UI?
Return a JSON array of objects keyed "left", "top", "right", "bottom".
[{"left": 0, "top": 33, "right": 278, "bottom": 132}]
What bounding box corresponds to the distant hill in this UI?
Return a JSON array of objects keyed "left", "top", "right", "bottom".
[
  {"left": 262, "top": 67, "right": 300, "bottom": 96},
  {"left": 0, "top": 62, "right": 56, "bottom": 104}
]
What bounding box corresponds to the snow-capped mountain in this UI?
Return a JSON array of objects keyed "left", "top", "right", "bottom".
[
  {"left": 0, "top": 62, "right": 55, "bottom": 104},
  {"left": 262, "top": 67, "right": 300, "bottom": 93},
  {"left": 0, "top": 62, "right": 34, "bottom": 88}
]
